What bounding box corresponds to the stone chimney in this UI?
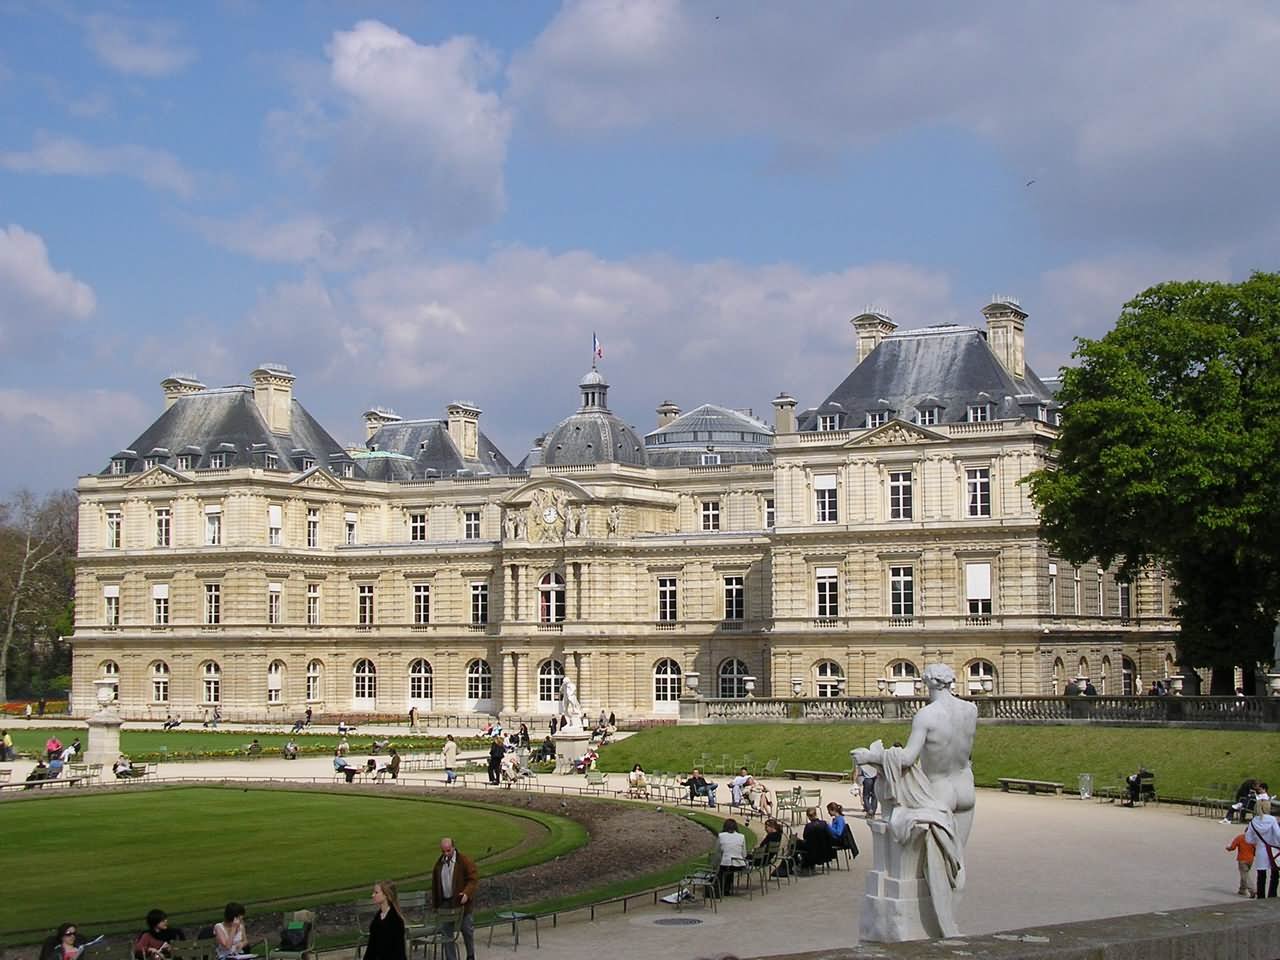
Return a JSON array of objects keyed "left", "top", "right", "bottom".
[
  {"left": 851, "top": 310, "right": 898, "bottom": 365},
  {"left": 363, "top": 406, "right": 402, "bottom": 442},
  {"left": 982, "top": 296, "right": 1028, "bottom": 380},
  {"left": 251, "top": 363, "right": 296, "bottom": 435},
  {"left": 446, "top": 402, "right": 482, "bottom": 461},
  {"left": 656, "top": 400, "right": 682, "bottom": 427},
  {"left": 161, "top": 373, "right": 205, "bottom": 409},
  {"left": 772, "top": 392, "right": 797, "bottom": 434}
]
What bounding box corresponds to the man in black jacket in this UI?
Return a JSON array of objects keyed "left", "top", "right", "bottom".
[
  {"left": 681, "top": 769, "right": 719, "bottom": 807},
  {"left": 487, "top": 737, "right": 505, "bottom": 785},
  {"left": 798, "top": 807, "right": 835, "bottom": 872}
]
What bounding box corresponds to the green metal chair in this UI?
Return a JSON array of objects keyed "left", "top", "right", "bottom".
[
  {"left": 409, "top": 908, "right": 462, "bottom": 960},
  {"left": 485, "top": 884, "right": 540, "bottom": 951},
  {"left": 266, "top": 909, "right": 316, "bottom": 960}
]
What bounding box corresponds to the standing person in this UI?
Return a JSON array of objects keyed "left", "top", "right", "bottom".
[
  {"left": 860, "top": 767, "right": 879, "bottom": 818},
  {"left": 487, "top": 737, "right": 504, "bottom": 785},
  {"left": 518, "top": 723, "right": 530, "bottom": 747},
  {"left": 1246, "top": 799, "right": 1280, "bottom": 899},
  {"left": 213, "top": 903, "right": 253, "bottom": 959},
  {"left": 442, "top": 734, "right": 459, "bottom": 784},
  {"left": 608, "top": 711, "right": 616, "bottom": 728},
  {"left": 431, "top": 837, "right": 477, "bottom": 960},
  {"left": 1227, "top": 830, "right": 1257, "bottom": 897},
  {"left": 2, "top": 728, "right": 13, "bottom": 761},
  {"left": 549, "top": 716, "right": 558, "bottom": 735},
  {"left": 304, "top": 706, "right": 313, "bottom": 728},
  {"left": 364, "top": 881, "right": 406, "bottom": 960},
  {"left": 24, "top": 703, "right": 32, "bottom": 720},
  {"left": 408, "top": 706, "right": 419, "bottom": 733},
  {"left": 716, "top": 819, "right": 748, "bottom": 895}
]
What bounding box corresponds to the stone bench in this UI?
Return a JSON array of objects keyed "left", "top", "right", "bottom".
[
  {"left": 999, "top": 777, "right": 1064, "bottom": 795},
  {"left": 784, "top": 768, "right": 850, "bottom": 782}
]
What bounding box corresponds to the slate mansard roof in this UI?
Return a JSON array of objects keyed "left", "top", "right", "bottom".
[
  {"left": 104, "top": 387, "right": 356, "bottom": 476},
  {"left": 360, "top": 419, "right": 516, "bottom": 481},
  {"left": 644, "top": 404, "right": 773, "bottom": 467},
  {"left": 798, "top": 324, "right": 1059, "bottom": 431}
]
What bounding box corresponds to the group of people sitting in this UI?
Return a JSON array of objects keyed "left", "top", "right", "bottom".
[
  {"left": 333, "top": 747, "right": 402, "bottom": 783},
  {"left": 710, "top": 803, "right": 856, "bottom": 895},
  {"left": 22, "top": 738, "right": 85, "bottom": 787},
  {"left": 41, "top": 903, "right": 259, "bottom": 960},
  {"left": 1223, "top": 779, "right": 1272, "bottom": 824}
]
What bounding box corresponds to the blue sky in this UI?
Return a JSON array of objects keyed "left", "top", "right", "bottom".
[{"left": 2, "top": 1, "right": 1276, "bottom": 493}]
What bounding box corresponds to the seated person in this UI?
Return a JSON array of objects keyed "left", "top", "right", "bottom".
[
  {"left": 60, "top": 739, "right": 81, "bottom": 763},
  {"left": 797, "top": 807, "right": 835, "bottom": 871},
  {"left": 39, "top": 923, "right": 87, "bottom": 960},
  {"left": 370, "top": 737, "right": 390, "bottom": 753},
  {"left": 500, "top": 753, "right": 520, "bottom": 783},
  {"left": 751, "top": 818, "right": 783, "bottom": 865},
  {"left": 281, "top": 740, "right": 299, "bottom": 760},
  {"left": 334, "top": 750, "right": 358, "bottom": 783},
  {"left": 747, "top": 779, "right": 774, "bottom": 815},
  {"left": 134, "top": 909, "right": 184, "bottom": 959},
  {"left": 24, "top": 760, "right": 50, "bottom": 788},
  {"left": 826, "top": 801, "right": 847, "bottom": 841},
  {"left": 245, "top": 739, "right": 262, "bottom": 756},
  {"left": 627, "top": 764, "right": 649, "bottom": 792},
  {"left": 336, "top": 718, "right": 353, "bottom": 735},
  {"left": 47, "top": 756, "right": 65, "bottom": 779},
  {"left": 336, "top": 737, "right": 350, "bottom": 757},
  {"left": 45, "top": 736, "right": 63, "bottom": 760},
  {"left": 717, "top": 818, "right": 749, "bottom": 894},
  {"left": 536, "top": 736, "right": 555, "bottom": 762},
  {"left": 729, "top": 768, "right": 755, "bottom": 806},
  {"left": 366, "top": 757, "right": 388, "bottom": 780},
  {"left": 1123, "top": 767, "right": 1152, "bottom": 807},
  {"left": 290, "top": 717, "right": 306, "bottom": 734},
  {"left": 113, "top": 755, "right": 135, "bottom": 778},
  {"left": 681, "top": 769, "right": 718, "bottom": 807},
  {"left": 162, "top": 714, "right": 182, "bottom": 731}
]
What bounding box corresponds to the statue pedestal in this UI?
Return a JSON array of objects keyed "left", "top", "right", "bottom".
[
  {"left": 552, "top": 730, "right": 591, "bottom": 775},
  {"left": 85, "top": 705, "right": 124, "bottom": 769},
  {"left": 859, "top": 818, "right": 946, "bottom": 942}
]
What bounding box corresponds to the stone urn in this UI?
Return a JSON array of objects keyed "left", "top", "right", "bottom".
[
  {"left": 1266, "top": 674, "right": 1280, "bottom": 696},
  {"left": 743, "top": 675, "right": 757, "bottom": 697},
  {"left": 684, "top": 671, "right": 700, "bottom": 695},
  {"left": 85, "top": 678, "right": 125, "bottom": 768},
  {"left": 790, "top": 676, "right": 804, "bottom": 697},
  {"left": 1169, "top": 675, "right": 1185, "bottom": 695}
]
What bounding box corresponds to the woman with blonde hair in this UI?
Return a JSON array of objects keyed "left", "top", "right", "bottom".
[{"left": 365, "top": 880, "right": 407, "bottom": 960}]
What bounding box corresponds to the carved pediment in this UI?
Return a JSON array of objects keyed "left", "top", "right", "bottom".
[
  {"left": 845, "top": 419, "right": 946, "bottom": 448},
  {"left": 123, "top": 465, "right": 190, "bottom": 488},
  {"left": 292, "top": 467, "right": 345, "bottom": 490},
  {"left": 499, "top": 476, "right": 593, "bottom": 506}
]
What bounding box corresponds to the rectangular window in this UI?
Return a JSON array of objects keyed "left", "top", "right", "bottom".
[
  {"left": 410, "top": 513, "right": 427, "bottom": 542},
  {"left": 866, "top": 411, "right": 888, "bottom": 428},
  {"left": 302, "top": 457, "right": 315, "bottom": 470},
  {"left": 152, "top": 583, "right": 169, "bottom": 625},
  {"left": 204, "top": 506, "right": 222, "bottom": 546},
  {"left": 464, "top": 510, "right": 481, "bottom": 540},
  {"left": 471, "top": 582, "right": 489, "bottom": 624},
  {"left": 966, "top": 404, "right": 990, "bottom": 423},
  {"left": 657, "top": 577, "right": 678, "bottom": 622},
  {"left": 1073, "top": 567, "right": 1081, "bottom": 614},
  {"left": 814, "top": 475, "right": 838, "bottom": 523},
  {"left": 965, "top": 468, "right": 991, "bottom": 517},
  {"left": 267, "top": 582, "right": 282, "bottom": 624},
  {"left": 1155, "top": 575, "right": 1165, "bottom": 615},
  {"left": 103, "top": 585, "right": 120, "bottom": 626},
  {"left": 208, "top": 452, "right": 227, "bottom": 469},
  {"left": 306, "top": 583, "right": 320, "bottom": 625},
  {"left": 204, "top": 583, "right": 221, "bottom": 625},
  {"left": 268, "top": 504, "right": 283, "bottom": 546},
  {"left": 1048, "top": 562, "right": 1058, "bottom": 615},
  {"left": 1118, "top": 580, "right": 1132, "bottom": 620},
  {"left": 965, "top": 562, "right": 992, "bottom": 616},
  {"left": 341, "top": 463, "right": 354, "bottom": 478},
  {"left": 357, "top": 584, "right": 375, "bottom": 625},
  {"left": 890, "top": 565, "right": 915, "bottom": 617},
  {"left": 154, "top": 508, "right": 170, "bottom": 547},
  {"left": 105, "top": 510, "right": 122, "bottom": 549},
  {"left": 700, "top": 453, "right": 721, "bottom": 465},
  {"left": 764, "top": 498, "right": 775, "bottom": 529},
  {"left": 1036, "top": 405, "right": 1048, "bottom": 421},
  {"left": 701, "top": 500, "right": 721, "bottom": 531},
  {"left": 413, "top": 583, "right": 431, "bottom": 625},
  {"left": 345, "top": 512, "right": 358, "bottom": 545},
  {"left": 267, "top": 663, "right": 282, "bottom": 703},
  {"left": 815, "top": 566, "right": 839, "bottom": 618},
  {"left": 152, "top": 672, "right": 169, "bottom": 704},
  {"left": 723, "top": 576, "right": 745, "bottom": 621},
  {"left": 888, "top": 470, "right": 913, "bottom": 520},
  {"left": 177, "top": 455, "right": 194, "bottom": 471},
  {"left": 917, "top": 408, "right": 938, "bottom": 426},
  {"left": 307, "top": 508, "right": 319, "bottom": 548},
  {"left": 143, "top": 457, "right": 157, "bottom": 471},
  {"left": 265, "top": 454, "right": 279, "bottom": 470},
  {"left": 1097, "top": 570, "right": 1105, "bottom": 616},
  {"left": 110, "top": 459, "right": 127, "bottom": 475},
  {"left": 306, "top": 664, "right": 320, "bottom": 701},
  {"left": 817, "top": 414, "right": 839, "bottom": 431}
]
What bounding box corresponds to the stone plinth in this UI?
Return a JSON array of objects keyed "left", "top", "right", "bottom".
[
  {"left": 552, "top": 730, "right": 591, "bottom": 774},
  {"left": 84, "top": 705, "right": 124, "bottom": 769},
  {"left": 860, "top": 818, "right": 948, "bottom": 943}
]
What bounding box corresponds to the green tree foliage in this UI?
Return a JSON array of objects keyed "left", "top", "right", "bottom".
[{"left": 1027, "top": 272, "right": 1280, "bottom": 692}]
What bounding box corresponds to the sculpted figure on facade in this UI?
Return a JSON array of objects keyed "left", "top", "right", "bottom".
[
  {"left": 852, "top": 662, "right": 978, "bottom": 940},
  {"left": 606, "top": 504, "right": 621, "bottom": 536}
]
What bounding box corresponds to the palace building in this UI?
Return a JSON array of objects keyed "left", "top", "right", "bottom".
[{"left": 70, "top": 299, "right": 1178, "bottom": 720}]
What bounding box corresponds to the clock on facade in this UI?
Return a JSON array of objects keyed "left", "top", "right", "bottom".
[{"left": 542, "top": 506, "right": 559, "bottom": 524}]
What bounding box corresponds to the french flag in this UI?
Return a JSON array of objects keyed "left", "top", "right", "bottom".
[{"left": 593, "top": 332, "right": 604, "bottom": 361}]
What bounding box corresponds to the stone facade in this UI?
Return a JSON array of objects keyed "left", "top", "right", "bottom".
[{"left": 70, "top": 311, "right": 1178, "bottom": 720}]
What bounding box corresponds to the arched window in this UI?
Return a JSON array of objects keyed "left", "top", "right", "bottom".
[
  {"left": 267, "top": 660, "right": 285, "bottom": 704},
  {"left": 1077, "top": 656, "right": 1090, "bottom": 685},
  {"left": 467, "top": 658, "right": 493, "bottom": 703},
  {"left": 538, "top": 659, "right": 565, "bottom": 704},
  {"left": 1122, "top": 656, "right": 1137, "bottom": 696},
  {"left": 150, "top": 660, "right": 169, "bottom": 704},
  {"left": 1163, "top": 653, "right": 1174, "bottom": 678},
  {"left": 100, "top": 660, "right": 120, "bottom": 702},
  {"left": 201, "top": 661, "right": 221, "bottom": 704},
  {"left": 306, "top": 659, "right": 323, "bottom": 702},
  {"left": 966, "top": 659, "right": 996, "bottom": 695},
  {"left": 814, "top": 660, "right": 844, "bottom": 698},
  {"left": 718, "top": 658, "right": 750, "bottom": 699},
  {"left": 539, "top": 572, "right": 566, "bottom": 623},
  {"left": 653, "top": 658, "right": 682, "bottom": 705},
  {"left": 353, "top": 658, "right": 377, "bottom": 705},
  {"left": 1100, "top": 655, "right": 1112, "bottom": 695},
  {"left": 1052, "top": 657, "right": 1065, "bottom": 695},
  {"left": 886, "top": 660, "right": 918, "bottom": 697},
  {"left": 408, "top": 658, "right": 433, "bottom": 703}
]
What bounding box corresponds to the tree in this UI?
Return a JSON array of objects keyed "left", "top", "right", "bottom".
[
  {"left": 1027, "top": 272, "right": 1280, "bottom": 693},
  {"left": 0, "top": 489, "right": 77, "bottom": 703}
]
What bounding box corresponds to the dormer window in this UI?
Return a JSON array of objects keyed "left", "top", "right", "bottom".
[
  {"left": 817, "top": 414, "right": 839, "bottom": 431},
  {"left": 143, "top": 458, "right": 157, "bottom": 471},
  {"left": 340, "top": 463, "right": 354, "bottom": 478},
  {"left": 1036, "top": 405, "right": 1047, "bottom": 421},
  {"left": 866, "top": 411, "right": 889, "bottom": 428},
  {"left": 302, "top": 457, "right": 315, "bottom": 471},
  {"left": 916, "top": 408, "right": 939, "bottom": 426},
  {"left": 208, "top": 452, "right": 227, "bottom": 469},
  {"left": 966, "top": 404, "right": 991, "bottom": 423},
  {"left": 1054, "top": 411, "right": 1063, "bottom": 427},
  {"left": 110, "top": 460, "right": 127, "bottom": 475},
  {"left": 177, "top": 455, "right": 194, "bottom": 471},
  {"left": 265, "top": 454, "right": 279, "bottom": 470}
]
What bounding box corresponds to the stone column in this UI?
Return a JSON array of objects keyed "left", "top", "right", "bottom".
[{"left": 500, "top": 651, "right": 515, "bottom": 716}]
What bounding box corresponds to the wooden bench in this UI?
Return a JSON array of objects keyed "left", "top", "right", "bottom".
[
  {"left": 999, "top": 777, "right": 1064, "bottom": 795},
  {"left": 784, "top": 769, "right": 850, "bottom": 782}
]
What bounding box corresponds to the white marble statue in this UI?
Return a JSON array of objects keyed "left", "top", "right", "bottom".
[
  {"left": 852, "top": 662, "right": 978, "bottom": 941},
  {"left": 558, "top": 677, "right": 584, "bottom": 731}
]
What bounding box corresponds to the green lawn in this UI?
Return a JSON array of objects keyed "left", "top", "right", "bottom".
[
  {"left": 1, "top": 787, "right": 584, "bottom": 939},
  {"left": 4, "top": 727, "right": 485, "bottom": 760},
  {"left": 597, "top": 723, "right": 1280, "bottom": 800}
]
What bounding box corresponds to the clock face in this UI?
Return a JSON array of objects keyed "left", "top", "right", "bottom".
[{"left": 542, "top": 506, "right": 559, "bottom": 524}]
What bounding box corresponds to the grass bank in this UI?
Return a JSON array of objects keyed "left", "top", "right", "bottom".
[{"left": 596, "top": 723, "right": 1280, "bottom": 800}]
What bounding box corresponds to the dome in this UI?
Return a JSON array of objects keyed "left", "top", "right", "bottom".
[
  {"left": 580, "top": 369, "right": 607, "bottom": 387},
  {"left": 543, "top": 412, "right": 647, "bottom": 467}
]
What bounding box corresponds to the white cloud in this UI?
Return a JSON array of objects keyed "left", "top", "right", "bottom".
[
  {"left": 0, "top": 133, "right": 195, "bottom": 198},
  {"left": 0, "top": 224, "right": 95, "bottom": 351},
  {"left": 81, "top": 13, "right": 196, "bottom": 77},
  {"left": 195, "top": 213, "right": 412, "bottom": 268},
  {"left": 0, "top": 387, "right": 148, "bottom": 446}
]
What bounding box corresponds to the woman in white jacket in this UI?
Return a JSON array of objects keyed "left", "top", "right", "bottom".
[
  {"left": 1246, "top": 799, "right": 1280, "bottom": 898},
  {"left": 717, "top": 819, "right": 748, "bottom": 895}
]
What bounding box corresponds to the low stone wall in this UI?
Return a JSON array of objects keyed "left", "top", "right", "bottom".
[{"left": 758, "top": 901, "right": 1280, "bottom": 960}]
